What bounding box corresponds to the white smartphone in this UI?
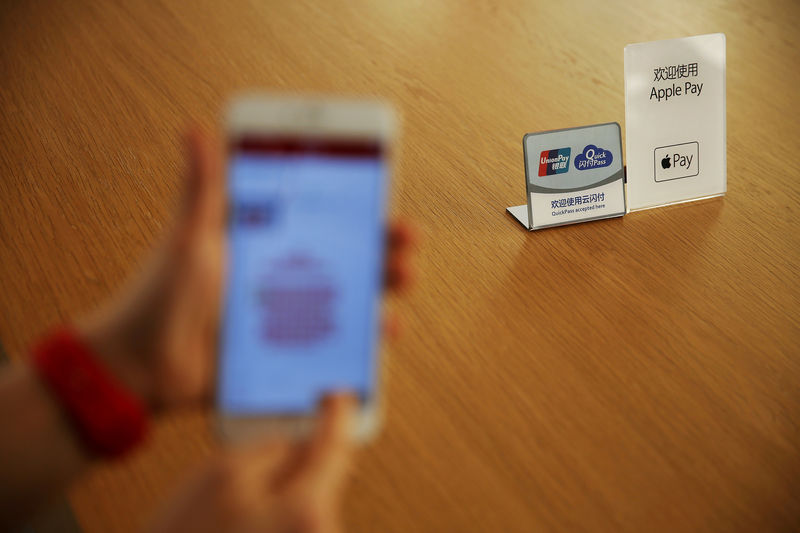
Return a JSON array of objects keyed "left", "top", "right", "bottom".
[{"left": 217, "top": 93, "right": 395, "bottom": 443}]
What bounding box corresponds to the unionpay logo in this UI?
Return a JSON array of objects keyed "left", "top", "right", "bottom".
[{"left": 538, "top": 148, "right": 571, "bottom": 177}]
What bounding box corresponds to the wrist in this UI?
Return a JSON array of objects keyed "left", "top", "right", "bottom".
[{"left": 77, "top": 322, "right": 158, "bottom": 413}]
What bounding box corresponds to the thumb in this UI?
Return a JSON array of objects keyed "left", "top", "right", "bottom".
[{"left": 180, "top": 127, "right": 225, "bottom": 240}]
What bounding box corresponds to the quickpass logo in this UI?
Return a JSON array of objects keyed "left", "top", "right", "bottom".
[{"left": 538, "top": 148, "right": 571, "bottom": 176}]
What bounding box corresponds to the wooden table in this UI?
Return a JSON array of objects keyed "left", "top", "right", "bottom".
[{"left": 1, "top": 1, "right": 798, "bottom": 531}]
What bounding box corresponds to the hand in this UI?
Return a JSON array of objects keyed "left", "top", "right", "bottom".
[
  {"left": 80, "top": 129, "right": 414, "bottom": 411},
  {"left": 148, "top": 395, "right": 356, "bottom": 533},
  {"left": 79, "top": 129, "right": 225, "bottom": 410}
]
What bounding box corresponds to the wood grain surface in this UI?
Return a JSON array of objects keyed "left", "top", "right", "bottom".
[{"left": 1, "top": 0, "right": 798, "bottom": 531}]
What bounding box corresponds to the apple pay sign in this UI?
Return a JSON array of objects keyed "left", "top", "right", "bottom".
[
  {"left": 654, "top": 141, "right": 698, "bottom": 182},
  {"left": 624, "top": 33, "right": 726, "bottom": 210}
]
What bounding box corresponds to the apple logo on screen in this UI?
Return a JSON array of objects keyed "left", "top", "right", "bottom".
[{"left": 661, "top": 155, "right": 671, "bottom": 169}]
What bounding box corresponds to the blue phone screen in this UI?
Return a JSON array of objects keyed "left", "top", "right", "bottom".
[{"left": 218, "top": 138, "right": 387, "bottom": 415}]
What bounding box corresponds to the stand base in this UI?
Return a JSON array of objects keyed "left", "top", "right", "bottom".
[{"left": 506, "top": 205, "right": 531, "bottom": 230}]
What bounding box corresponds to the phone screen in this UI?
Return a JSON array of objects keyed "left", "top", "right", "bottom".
[{"left": 218, "top": 136, "right": 387, "bottom": 415}]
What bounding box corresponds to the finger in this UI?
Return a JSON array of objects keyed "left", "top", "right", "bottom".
[
  {"left": 384, "top": 222, "right": 415, "bottom": 291},
  {"left": 387, "top": 221, "right": 414, "bottom": 251},
  {"left": 382, "top": 313, "right": 400, "bottom": 340},
  {"left": 384, "top": 259, "right": 411, "bottom": 291},
  {"left": 182, "top": 127, "right": 225, "bottom": 237},
  {"left": 290, "top": 394, "right": 356, "bottom": 493},
  {"left": 162, "top": 129, "right": 225, "bottom": 405},
  {"left": 179, "top": 128, "right": 203, "bottom": 226},
  {"left": 187, "top": 129, "right": 226, "bottom": 321}
]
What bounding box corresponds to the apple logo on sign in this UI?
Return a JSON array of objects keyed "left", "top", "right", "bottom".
[{"left": 661, "top": 155, "right": 671, "bottom": 169}]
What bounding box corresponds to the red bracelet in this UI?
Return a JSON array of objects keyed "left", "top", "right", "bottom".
[{"left": 31, "top": 327, "right": 149, "bottom": 458}]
